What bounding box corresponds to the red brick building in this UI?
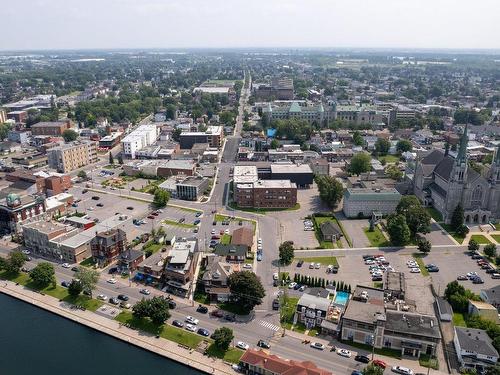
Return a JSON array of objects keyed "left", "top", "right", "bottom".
[
  {"left": 235, "top": 180, "right": 297, "bottom": 209},
  {"left": 31, "top": 120, "right": 73, "bottom": 136},
  {"left": 90, "top": 228, "right": 127, "bottom": 267}
]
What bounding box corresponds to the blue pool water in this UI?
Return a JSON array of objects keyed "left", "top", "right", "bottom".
[{"left": 334, "top": 291, "right": 349, "bottom": 305}]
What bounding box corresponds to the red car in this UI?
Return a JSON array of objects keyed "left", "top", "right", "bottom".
[
  {"left": 147, "top": 215, "right": 155, "bottom": 219},
  {"left": 211, "top": 235, "right": 220, "bottom": 240},
  {"left": 372, "top": 359, "right": 387, "bottom": 369},
  {"left": 210, "top": 309, "right": 224, "bottom": 318}
]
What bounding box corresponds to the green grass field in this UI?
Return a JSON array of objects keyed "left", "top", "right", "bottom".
[
  {"left": 363, "top": 226, "right": 390, "bottom": 247},
  {"left": 205, "top": 344, "right": 243, "bottom": 364},
  {"left": 492, "top": 234, "right": 500, "bottom": 244},
  {"left": 470, "top": 235, "right": 492, "bottom": 244},
  {"left": 378, "top": 154, "right": 400, "bottom": 163},
  {"left": 221, "top": 234, "right": 232, "bottom": 245},
  {"left": 163, "top": 219, "right": 196, "bottom": 228},
  {"left": 426, "top": 207, "right": 443, "bottom": 222},
  {"left": 298, "top": 256, "right": 339, "bottom": 267},
  {"left": 439, "top": 223, "right": 466, "bottom": 244},
  {"left": 280, "top": 297, "right": 299, "bottom": 327},
  {"left": 412, "top": 253, "right": 430, "bottom": 276},
  {"left": 453, "top": 312, "right": 467, "bottom": 327}
]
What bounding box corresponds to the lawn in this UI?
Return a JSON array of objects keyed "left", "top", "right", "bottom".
[
  {"left": 419, "top": 354, "right": 439, "bottom": 370},
  {"left": 426, "top": 207, "right": 443, "bottom": 222},
  {"left": 214, "top": 214, "right": 256, "bottom": 231},
  {"left": 163, "top": 219, "right": 196, "bottom": 228},
  {"left": 80, "top": 257, "right": 96, "bottom": 267},
  {"left": 280, "top": 297, "right": 299, "bottom": 327},
  {"left": 453, "top": 312, "right": 468, "bottom": 327},
  {"left": 115, "top": 311, "right": 203, "bottom": 348},
  {"left": 313, "top": 215, "right": 351, "bottom": 248},
  {"left": 205, "top": 344, "right": 244, "bottom": 364},
  {"left": 378, "top": 155, "right": 400, "bottom": 163},
  {"left": 143, "top": 241, "right": 163, "bottom": 255},
  {"left": 221, "top": 234, "right": 232, "bottom": 245},
  {"left": 63, "top": 294, "right": 103, "bottom": 311},
  {"left": 308, "top": 327, "right": 319, "bottom": 337},
  {"left": 470, "top": 235, "right": 492, "bottom": 245},
  {"left": 412, "top": 253, "right": 430, "bottom": 276},
  {"left": 492, "top": 235, "right": 500, "bottom": 244},
  {"left": 439, "top": 223, "right": 466, "bottom": 244},
  {"left": 373, "top": 282, "right": 383, "bottom": 289},
  {"left": 298, "top": 256, "right": 339, "bottom": 267},
  {"left": 363, "top": 226, "right": 390, "bottom": 247},
  {"left": 495, "top": 223, "right": 500, "bottom": 230},
  {"left": 217, "top": 301, "right": 251, "bottom": 316}
]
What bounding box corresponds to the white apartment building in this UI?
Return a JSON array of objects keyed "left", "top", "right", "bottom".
[{"left": 121, "top": 124, "right": 159, "bottom": 159}]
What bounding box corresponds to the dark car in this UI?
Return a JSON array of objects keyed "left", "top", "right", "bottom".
[
  {"left": 331, "top": 266, "right": 339, "bottom": 274},
  {"left": 213, "top": 221, "right": 216, "bottom": 225},
  {"left": 224, "top": 314, "right": 236, "bottom": 322},
  {"left": 168, "top": 300, "right": 176, "bottom": 309},
  {"left": 471, "top": 254, "right": 482, "bottom": 260},
  {"left": 293, "top": 283, "right": 301, "bottom": 290},
  {"left": 362, "top": 255, "right": 374, "bottom": 260},
  {"left": 127, "top": 206, "right": 134, "bottom": 210},
  {"left": 354, "top": 355, "right": 370, "bottom": 363},
  {"left": 197, "top": 328, "right": 210, "bottom": 337},
  {"left": 71, "top": 266, "right": 79, "bottom": 272},
  {"left": 61, "top": 281, "right": 69, "bottom": 288},
  {"left": 427, "top": 266, "right": 439, "bottom": 272},
  {"left": 210, "top": 309, "right": 225, "bottom": 318},
  {"left": 91, "top": 196, "right": 100, "bottom": 200},
  {"left": 108, "top": 267, "right": 118, "bottom": 274},
  {"left": 486, "top": 268, "right": 498, "bottom": 274},
  {"left": 257, "top": 340, "right": 270, "bottom": 349},
  {"left": 82, "top": 189, "right": 88, "bottom": 193},
  {"left": 272, "top": 299, "right": 280, "bottom": 310},
  {"left": 297, "top": 260, "right": 304, "bottom": 267},
  {"left": 472, "top": 277, "right": 484, "bottom": 284},
  {"left": 178, "top": 218, "right": 185, "bottom": 223},
  {"left": 372, "top": 275, "right": 383, "bottom": 281},
  {"left": 109, "top": 297, "right": 120, "bottom": 305},
  {"left": 195, "top": 212, "right": 202, "bottom": 217},
  {"left": 196, "top": 305, "right": 208, "bottom": 314},
  {"left": 96, "top": 203, "right": 104, "bottom": 207},
  {"left": 117, "top": 294, "right": 129, "bottom": 301},
  {"left": 172, "top": 320, "right": 183, "bottom": 328},
  {"left": 194, "top": 219, "right": 201, "bottom": 225}
]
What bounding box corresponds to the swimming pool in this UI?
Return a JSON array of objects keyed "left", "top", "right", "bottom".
[{"left": 334, "top": 291, "right": 350, "bottom": 305}]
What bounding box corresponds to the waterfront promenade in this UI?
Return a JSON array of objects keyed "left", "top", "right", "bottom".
[{"left": 0, "top": 280, "right": 234, "bottom": 375}]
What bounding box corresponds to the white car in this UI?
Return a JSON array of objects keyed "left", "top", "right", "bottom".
[
  {"left": 288, "top": 282, "right": 297, "bottom": 289},
  {"left": 88, "top": 207, "right": 94, "bottom": 211},
  {"left": 365, "top": 259, "right": 375, "bottom": 265},
  {"left": 185, "top": 316, "right": 199, "bottom": 325},
  {"left": 211, "top": 229, "right": 216, "bottom": 235},
  {"left": 392, "top": 366, "right": 414, "bottom": 375},
  {"left": 236, "top": 341, "right": 250, "bottom": 350},
  {"left": 61, "top": 263, "right": 71, "bottom": 268},
  {"left": 407, "top": 263, "right": 417, "bottom": 268},
  {"left": 242, "top": 264, "right": 252, "bottom": 269},
  {"left": 257, "top": 238, "right": 262, "bottom": 244},
  {"left": 97, "top": 294, "right": 107, "bottom": 301},
  {"left": 467, "top": 271, "right": 478, "bottom": 279},
  {"left": 22, "top": 250, "right": 31, "bottom": 255},
  {"left": 273, "top": 273, "right": 279, "bottom": 280},
  {"left": 410, "top": 268, "right": 420, "bottom": 273},
  {"left": 315, "top": 263, "right": 321, "bottom": 269},
  {"left": 257, "top": 244, "right": 263, "bottom": 251},
  {"left": 185, "top": 323, "right": 196, "bottom": 332},
  {"left": 337, "top": 349, "right": 352, "bottom": 358},
  {"left": 107, "top": 278, "right": 117, "bottom": 284},
  {"left": 139, "top": 289, "right": 151, "bottom": 295},
  {"left": 309, "top": 263, "right": 315, "bottom": 269},
  {"left": 310, "top": 342, "right": 325, "bottom": 350}
]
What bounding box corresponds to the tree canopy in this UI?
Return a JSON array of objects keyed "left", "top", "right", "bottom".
[
  {"left": 386, "top": 214, "right": 411, "bottom": 246},
  {"left": 375, "top": 138, "right": 391, "bottom": 156},
  {"left": 349, "top": 152, "right": 371, "bottom": 175},
  {"left": 75, "top": 267, "right": 99, "bottom": 297},
  {"left": 62, "top": 129, "right": 78, "bottom": 142},
  {"left": 228, "top": 271, "right": 265, "bottom": 312},
  {"left": 3, "top": 251, "right": 26, "bottom": 274},
  {"left": 30, "top": 262, "right": 56, "bottom": 288},
  {"left": 396, "top": 139, "right": 412, "bottom": 153},
  {"left": 212, "top": 327, "right": 234, "bottom": 350},
  {"left": 315, "top": 175, "right": 344, "bottom": 208},
  {"left": 279, "top": 241, "right": 294, "bottom": 266},
  {"left": 153, "top": 189, "right": 170, "bottom": 208},
  {"left": 396, "top": 196, "right": 431, "bottom": 238},
  {"left": 132, "top": 296, "right": 171, "bottom": 325}
]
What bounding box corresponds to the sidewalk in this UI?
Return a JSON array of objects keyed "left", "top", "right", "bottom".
[{"left": 0, "top": 281, "right": 235, "bottom": 375}]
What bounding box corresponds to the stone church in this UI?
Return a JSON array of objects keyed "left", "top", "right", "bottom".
[{"left": 413, "top": 126, "right": 500, "bottom": 224}]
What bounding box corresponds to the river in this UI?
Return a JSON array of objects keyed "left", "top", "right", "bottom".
[{"left": 0, "top": 293, "right": 202, "bottom": 375}]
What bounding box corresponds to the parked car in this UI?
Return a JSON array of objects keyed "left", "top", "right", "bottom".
[
  {"left": 310, "top": 342, "right": 325, "bottom": 350},
  {"left": 61, "top": 263, "right": 71, "bottom": 268},
  {"left": 97, "top": 294, "right": 107, "bottom": 301},
  {"left": 297, "top": 260, "right": 304, "bottom": 267},
  {"left": 236, "top": 341, "right": 250, "bottom": 350},
  {"left": 185, "top": 324, "right": 196, "bottom": 332},
  {"left": 96, "top": 203, "right": 104, "bottom": 207},
  {"left": 196, "top": 305, "right": 208, "bottom": 314},
  {"left": 457, "top": 275, "right": 468, "bottom": 281},
  {"left": 107, "top": 278, "right": 117, "bottom": 284},
  {"left": 491, "top": 273, "right": 500, "bottom": 279},
  {"left": 197, "top": 328, "right": 210, "bottom": 337},
  {"left": 61, "top": 281, "right": 69, "bottom": 288},
  {"left": 185, "top": 316, "right": 199, "bottom": 325},
  {"left": 472, "top": 277, "right": 484, "bottom": 284},
  {"left": 172, "top": 320, "right": 184, "bottom": 328},
  {"left": 372, "top": 359, "right": 387, "bottom": 369},
  {"left": 257, "top": 340, "right": 270, "bottom": 349},
  {"left": 210, "top": 310, "right": 224, "bottom": 318},
  {"left": 139, "top": 288, "right": 150, "bottom": 295},
  {"left": 337, "top": 349, "right": 352, "bottom": 358},
  {"left": 354, "top": 355, "right": 370, "bottom": 363},
  {"left": 91, "top": 196, "right": 100, "bottom": 200},
  {"left": 109, "top": 297, "right": 120, "bottom": 305},
  {"left": 288, "top": 282, "right": 297, "bottom": 289},
  {"left": 120, "top": 301, "right": 131, "bottom": 309},
  {"left": 392, "top": 366, "right": 414, "bottom": 375},
  {"left": 117, "top": 294, "right": 129, "bottom": 301},
  {"left": 168, "top": 300, "right": 176, "bottom": 309},
  {"left": 71, "top": 266, "right": 79, "bottom": 272}
]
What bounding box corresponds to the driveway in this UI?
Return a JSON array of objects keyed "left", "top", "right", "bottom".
[
  {"left": 422, "top": 222, "right": 456, "bottom": 246},
  {"left": 336, "top": 213, "right": 370, "bottom": 248}
]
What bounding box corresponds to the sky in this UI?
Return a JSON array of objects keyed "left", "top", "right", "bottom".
[{"left": 1, "top": 0, "right": 500, "bottom": 51}]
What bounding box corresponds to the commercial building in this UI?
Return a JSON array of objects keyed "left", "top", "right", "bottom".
[
  {"left": 336, "top": 105, "right": 388, "bottom": 126},
  {"left": 214, "top": 244, "right": 247, "bottom": 262},
  {"left": 7, "top": 110, "right": 27, "bottom": 123},
  {"left": 31, "top": 120, "right": 73, "bottom": 136},
  {"left": 121, "top": 124, "right": 159, "bottom": 159},
  {"left": 8, "top": 129, "right": 31, "bottom": 144},
  {"left": 163, "top": 239, "right": 198, "bottom": 297},
  {"left": 343, "top": 188, "right": 402, "bottom": 218},
  {"left": 6, "top": 170, "right": 72, "bottom": 196},
  {"left": 11, "top": 152, "right": 48, "bottom": 168},
  {"left": 383, "top": 272, "right": 406, "bottom": 300},
  {"left": 98, "top": 132, "right": 123, "bottom": 149},
  {"left": 262, "top": 100, "right": 334, "bottom": 125},
  {"left": 341, "top": 286, "right": 441, "bottom": 358},
  {"left": 454, "top": 327, "right": 499, "bottom": 372},
  {"left": 468, "top": 300, "right": 500, "bottom": 324},
  {"left": 47, "top": 141, "right": 98, "bottom": 173},
  {"left": 253, "top": 78, "right": 294, "bottom": 100},
  {"left": 268, "top": 163, "right": 314, "bottom": 187},
  {"left": 179, "top": 126, "right": 223, "bottom": 149},
  {"left": 122, "top": 159, "right": 195, "bottom": 178},
  {"left": 230, "top": 227, "right": 254, "bottom": 250},
  {"left": 176, "top": 176, "right": 209, "bottom": 201},
  {"left": 0, "top": 193, "right": 47, "bottom": 234},
  {"left": 235, "top": 179, "right": 297, "bottom": 209},
  {"left": 239, "top": 349, "right": 332, "bottom": 375},
  {"left": 90, "top": 228, "right": 127, "bottom": 267}
]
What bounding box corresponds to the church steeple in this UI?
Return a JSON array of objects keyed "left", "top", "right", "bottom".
[{"left": 456, "top": 124, "right": 468, "bottom": 164}]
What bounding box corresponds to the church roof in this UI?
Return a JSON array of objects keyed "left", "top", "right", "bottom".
[
  {"left": 421, "top": 150, "right": 445, "bottom": 165},
  {"left": 434, "top": 156, "right": 454, "bottom": 181}
]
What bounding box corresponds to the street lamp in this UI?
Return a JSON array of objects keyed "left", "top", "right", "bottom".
[{"left": 371, "top": 334, "right": 375, "bottom": 361}]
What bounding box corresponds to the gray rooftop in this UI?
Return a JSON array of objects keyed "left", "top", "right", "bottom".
[
  {"left": 455, "top": 327, "right": 499, "bottom": 358},
  {"left": 385, "top": 310, "right": 441, "bottom": 339},
  {"left": 298, "top": 292, "right": 332, "bottom": 312}
]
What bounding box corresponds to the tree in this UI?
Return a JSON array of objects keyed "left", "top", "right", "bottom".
[
  {"left": 352, "top": 131, "right": 364, "bottom": 146},
  {"left": 228, "top": 271, "right": 265, "bottom": 312},
  {"left": 387, "top": 214, "right": 411, "bottom": 246},
  {"left": 77, "top": 170, "right": 87, "bottom": 180},
  {"left": 30, "top": 262, "right": 56, "bottom": 288},
  {"left": 212, "top": 327, "right": 234, "bottom": 350},
  {"left": 68, "top": 279, "right": 83, "bottom": 297},
  {"left": 5, "top": 251, "right": 26, "bottom": 274},
  {"left": 166, "top": 104, "right": 177, "bottom": 120},
  {"left": 279, "top": 241, "right": 294, "bottom": 266},
  {"left": 396, "top": 140, "right": 412, "bottom": 153},
  {"left": 132, "top": 298, "right": 151, "bottom": 319},
  {"left": 468, "top": 239, "right": 480, "bottom": 252},
  {"left": 456, "top": 224, "right": 469, "bottom": 238},
  {"left": 315, "top": 175, "right": 344, "bottom": 208},
  {"left": 74, "top": 267, "right": 99, "bottom": 296},
  {"left": 363, "top": 364, "right": 385, "bottom": 375},
  {"left": 484, "top": 244, "right": 497, "bottom": 259},
  {"left": 172, "top": 128, "right": 182, "bottom": 142},
  {"left": 270, "top": 139, "right": 279, "bottom": 149},
  {"left": 396, "top": 196, "right": 431, "bottom": 237},
  {"left": 375, "top": 138, "right": 391, "bottom": 156},
  {"left": 385, "top": 165, "right": 403, "bottom": 181},
  {"left": 417, "top": 238, "right": 432, "bottom": 254},
  {"left": 153, "top": 189, "right": 170, "bottom": 208},
  {"left": 118, "top": 154, "right": 124, "bottom": 165},
  {"left": 349, "top": 152, "right": 371, "bottom": 175},
  {"left": 62, "top": 129, "right": 78, "bottom": 142},
  {"left": 109, "top": 152, "right": 114, "bottom": 165},
  {"left": 451, "top": 204, "right": 465, "bottom": 231},
  {"left": 485, "top": 366, "right": 500, "bottom": 375},
  {"left": 148, "top": 296, "right": 171, "bottom": 325}
]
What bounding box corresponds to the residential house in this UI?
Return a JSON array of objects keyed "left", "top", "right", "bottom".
[
  {"left": 480, "top": 286, "right": 500, "bottom": 311},
  {"left": 163, "top": 239, "right": 198, "bottom": 297},
  {"left": 454, "top": 327, "right": 499, "bottom": 372},
  {"left": 136, "top": 252, "right": 166, "bottom": 286},
  {"left": 214, "top": 244, "right": 247, "bottom": 262},
  {"left": 319, "top": 221, "right": 342, "bottom": 242},
  {"left": 90, "top": 228, "right": 127, "bottom": 267},
  {"left": 295, "top": 288, "right": 333, "bottom": 329},
  {"left": 230, "top": 227, "right": 254, "bottom": 251},
  {"left": 202, "top": 254, "right": 235, "bottom": 302}
]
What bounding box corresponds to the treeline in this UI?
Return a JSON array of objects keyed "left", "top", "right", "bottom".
[{"left": 292, "top": 273, "right": 352, "bottom": 292}]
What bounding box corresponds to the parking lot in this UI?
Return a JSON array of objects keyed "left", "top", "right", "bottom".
[{"left": 336, "top": 214, "right": 371, "bottom": 248}]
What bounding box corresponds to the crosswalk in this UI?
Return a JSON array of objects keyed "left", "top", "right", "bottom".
[{"left": 259, "top": 320, "right": 281, "bottom": 332}]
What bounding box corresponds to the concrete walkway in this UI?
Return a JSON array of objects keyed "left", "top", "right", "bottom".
[{"left": 0, "top": 281, "right": 235, "bottom": 375}]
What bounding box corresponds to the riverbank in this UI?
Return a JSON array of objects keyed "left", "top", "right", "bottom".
[{"left": 0, "top": 281, "right": 234, "bottom": 375}]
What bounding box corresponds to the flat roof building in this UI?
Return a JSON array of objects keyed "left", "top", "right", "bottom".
[{"left": 343, "top": 187, "right": 401, "bottom": 218}]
